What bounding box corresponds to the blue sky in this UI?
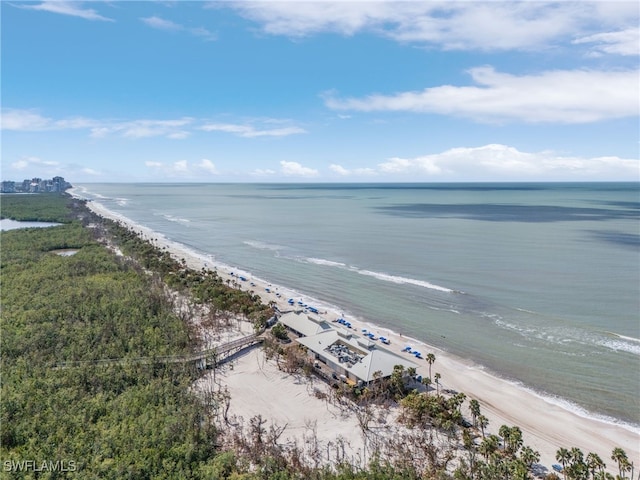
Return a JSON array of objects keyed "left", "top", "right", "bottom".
[{"left": 2, "top": 1, "right": 639, "bottom": 182}]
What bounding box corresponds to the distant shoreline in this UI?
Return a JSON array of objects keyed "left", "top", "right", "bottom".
[{"left": 69, "top": 188, "right": 640, "bottom": 472}]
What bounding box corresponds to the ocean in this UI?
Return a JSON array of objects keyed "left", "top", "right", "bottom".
[{"left": 72, "top": 182, "right": 640, "bottom": 430}]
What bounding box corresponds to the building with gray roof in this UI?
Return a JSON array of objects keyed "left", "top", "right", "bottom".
[
  {"left": 297, "top": 328, "right": 417, "bottom": 385},
  {"left": 279, "top": 311, "right": 334, "bottom": 338}
]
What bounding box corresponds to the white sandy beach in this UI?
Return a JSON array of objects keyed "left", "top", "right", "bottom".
[{"left": 82, "top": 197, "right": 639, "bottom": 474}]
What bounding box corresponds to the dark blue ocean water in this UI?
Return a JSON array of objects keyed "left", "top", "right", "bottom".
[{"left": 73, "top": 182, "right": 640, "bottom": 428}]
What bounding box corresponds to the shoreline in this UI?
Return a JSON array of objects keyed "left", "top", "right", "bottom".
[{"left": 74, "top": 193, "right": 639, "bottom": 471}]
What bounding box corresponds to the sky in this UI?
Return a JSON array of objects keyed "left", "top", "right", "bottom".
[{"left": 1, "top": 0, "right": 639, "bottom": 183}]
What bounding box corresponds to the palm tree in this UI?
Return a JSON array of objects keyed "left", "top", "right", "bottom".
[
  {"left": 520, "top": 445, "right": 540, "bottom": 469},
  {"left": 390, "top": 364, "right": 406, "bottom": 397},
  {"left": 586, "top": 453, "right": 606, "bottom": 480},
  {"left": 425, "top": 353, "right": 436, "bottom": 379},
  {"left": 477, "top": 414, "right": 489, "bottom": 438},
  {"left": 617, "top": 460, "right": 632, "bottom": 480},
  {"left": 479, "top": 435, "right": 499, "bottom": 462},
  {"left": 509, "top": 426, "right": 523, "bottom": 456},
  {"left": 510, "top": 459, "right": 529, "bottom": 480},
  {"left": 498, "top": 425, "right": 523, "bottom": 455},
  {"left": 571, "top": 447, "right": 585, "bottom": 465},
  {"left": 434, "top": 372, "right": 441, "bottom": 396},
  {"left": 421, "top": 376, "right": 432, "bottom": 395},
  {"left": 557, "top": 448, "right": 571, "bottom": 479},
  {"left": 567, "top": 447, "right": 587, "bottom": 480},
  {"left": 469, "top": 399, "right": 481, "bottom": 428},
  {"left": 611, "top": 448, "right": 629, "bottom": 479},
  {"left": 499, "top": 425, "right": 511, "bottom": 451}
]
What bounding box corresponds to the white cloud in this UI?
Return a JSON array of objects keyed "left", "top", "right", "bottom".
[
  {"left": 251, "top": 168, "right": 277, "bottom": 177},
  {"left": 2, "top": 109, "right": 52, "bottom": 130},
  {"left": 16, "top": 157, "right": 58, "bottom": 168},
  {"left": 189, "top": 26, "right": 217, "bottom": 41},
  {"left": 167, "top": 131, "right": 191, "bottom": 140},
  {"left": 91, "top": 118, "right": 194, "bottom": 139},
  {"left": 9, "top": 156, "right": 60, "bottom": 173},
  {"left": 201, "top": 122, "right": 306, "bottom": 137},
  {"left": 384, "top": 3, "right": 581, "bottom": 51},
  {"left": 122, "top": 119, "right": 193, "bottom": 139},
  {"left": 2, "top": 109, "right": 100, "bottom": 132},
  {"left": 370, "top": 144, "right": 639, "bottom": 181},
  {"left": 573, "top": 28, "right": 640, "bottom": 56},
  {"left": 2, "top": 110, "right": 306, "bottom": 139},
  {"left": 222, "top": 2, "right": 638, "bottom": 52},
  {"left": 54, "top": 117, "right": 98, "bottom": 129},
  {"left": 145, "top": 159, "right": 220, "bottom": 177},
  {"left": 20, "top": 1, "right": 113, "bottom": 21},
  {"left": 324, "top": 67, "right": 639, "bottom": 123},
  {"left": 141, "top": 16, "right": 216, "bottom": 40},
  {"left": 173, "top": 160, "right": 189, "bottom": 172},
  {"left": 280, "top": 161, "right": 319, "bottom": 177},
  {"left": 329, "top": 164, "right": 350, "bottom": 176},
  {"left": 329, "top": 164, "right": 377, "bottom": 177},
  {"left": 141, "top": 16, "right": 183, "bottom": 31},
  {"left": 197, "top": 159, "right": 219, "bottom": 175},
  {"left": 200, "top": 123, "right": 251, "bottom": 135},
  {"left": 223, "top": 2, "right": 395, "bottom": 37}
]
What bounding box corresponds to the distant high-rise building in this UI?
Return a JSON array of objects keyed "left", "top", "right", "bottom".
[
  {"left": 1, "top": 181, "right": 16, "bottom": 193},
  {"left": 0, "top": 176, "right": 71, "bottom": 193},
  {"left": 52, "top": 176, "right": 66, "bottom": 192}
]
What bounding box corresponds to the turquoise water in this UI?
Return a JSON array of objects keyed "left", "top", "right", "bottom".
[{"left": 73, "top": 183, "right": 640, "bottom": 428}]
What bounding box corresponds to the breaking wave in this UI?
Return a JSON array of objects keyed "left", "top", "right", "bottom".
[
  {"left": 493, "top": 317, "right": 640, "bottom": 356},
  {"left": 307, "top": 258, "right": 347, "bottom": 268},
  {"left": 244, "top": 240, "right": 286, "bottom": 251},
  {"left": 162, "top": 214, "right": 190, "bottom": 224},
  {"left": 301, "top": 256, "right": 455, "bottom": 293},
  {"left": 598, "top": 332, "right": 640, "bottom": 355},
  {"left": 353, "top": 268, "right": 454, "bottom": 293}
]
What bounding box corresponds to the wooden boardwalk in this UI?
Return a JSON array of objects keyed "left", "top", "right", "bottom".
[
  {"left": 52, "top": 332, "right": 264, "bottom": 370},
  {"left": 192, "top": 332, "right": 264, "bottom": 369}
]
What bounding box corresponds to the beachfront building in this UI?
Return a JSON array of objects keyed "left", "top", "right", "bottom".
[
  {"left": 279, "top": 311, "right": 334, "bottom": 338},
  {"left": 277, "top": 310, "right": 417, "bottom": 385},
  {"left": 297, "top": 327, "right": 418, "bottom": 386}
]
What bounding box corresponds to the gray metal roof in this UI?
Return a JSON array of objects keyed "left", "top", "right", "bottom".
[
  {"left": 279, "top": 311, "right": 333, "bottom": 337},
  {"left": 297, "top": 329, "right": 418, "bottom": 383}
]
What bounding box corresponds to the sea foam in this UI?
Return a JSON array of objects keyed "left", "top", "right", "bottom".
[
  {"left": 244, "top": 240, "right": 286, "bottom": 252},
  {"left": 302, "top": 256, "right": 454, "bottom": 293},
  {"left": 307, "top": 257, "right": 347, "bottom": 268},
  {"left": 352, "top": 268, "right": 454, "bottom": 293}
]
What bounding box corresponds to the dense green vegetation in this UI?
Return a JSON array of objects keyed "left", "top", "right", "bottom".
[
  {"left": 96, "top": 217, "right": 274, "bottom": 329},
  {"left": 1, "top": 222, "right": 217, "bottom": 478},
  {"left": 0, "top": 193, "right": 76, "bottom": 223}
]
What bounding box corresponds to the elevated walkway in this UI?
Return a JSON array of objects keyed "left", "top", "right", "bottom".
[{"left": 52, "top": 332, "right": 264, "bottom": 370}]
